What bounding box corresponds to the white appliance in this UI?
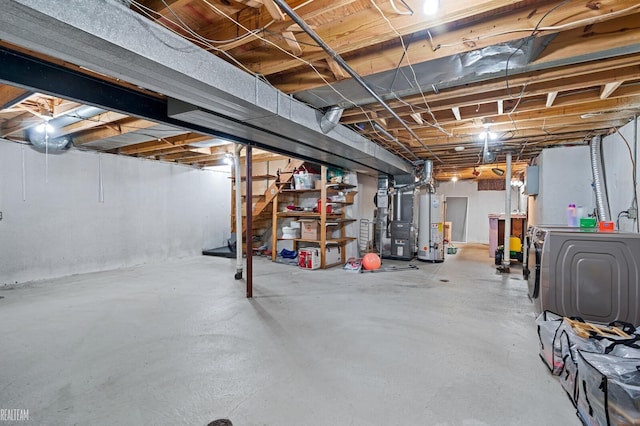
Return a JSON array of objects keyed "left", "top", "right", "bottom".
[{"left": 417, "top": 190, "right": 445, "bottom": 262}]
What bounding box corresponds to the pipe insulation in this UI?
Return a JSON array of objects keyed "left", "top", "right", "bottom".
[
  {"left": 271, "top": 0, "right": 442, "bottom": 164},
  {"left": 590, "top": 135, "right": 611, "bottom": 222}
]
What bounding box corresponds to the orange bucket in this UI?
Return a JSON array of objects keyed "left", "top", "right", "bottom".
[{"left": 598, "top": 221, "right": 614, "bottom": 232}]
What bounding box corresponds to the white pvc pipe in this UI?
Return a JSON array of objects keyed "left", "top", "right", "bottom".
[
  {"left": 234, "top": 144, "right": 243, "bottom": 275},
  {"left": 503, "top": 152, "right": 512, "bottom": 268}
]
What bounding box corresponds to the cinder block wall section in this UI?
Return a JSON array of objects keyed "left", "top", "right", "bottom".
[{"left": 0, "top": 140, "right": 230, "bottom": 285}]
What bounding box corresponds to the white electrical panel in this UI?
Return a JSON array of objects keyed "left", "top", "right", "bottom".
[{"left": 524, "top": 165, "right": 539, "bottom": 195}]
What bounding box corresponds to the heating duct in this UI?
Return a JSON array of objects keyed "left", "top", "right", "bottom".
[
  {"left": 28, "top": 131, "right": 72, "bottom": 154},
  {"left": 590, "top": 135, "right": 611, "bottom": 222},
  {"left": 397, "top": 160, "right": 434, "bottom": 193}
]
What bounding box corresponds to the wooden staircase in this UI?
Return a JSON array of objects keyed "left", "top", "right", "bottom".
[{"left": 234, "top": 158, "right": 305, "bottom": 247}]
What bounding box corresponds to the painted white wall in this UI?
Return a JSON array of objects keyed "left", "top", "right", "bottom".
[
  {"left": 601, "top": 118, "right": 639, "bottom": 232},
  {"left": 438, "top": 180, "right": 522, "bottom": 243},
  {"left": 529, "top": 145, "right": 594, "bottom": 226},
  {"left": 0, "top": 140, "right": 230, "bottom": 285}
]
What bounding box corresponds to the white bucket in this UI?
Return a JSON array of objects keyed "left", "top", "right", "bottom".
[{"left": 282, "top": 226, "right": 299, "bottom": 239}]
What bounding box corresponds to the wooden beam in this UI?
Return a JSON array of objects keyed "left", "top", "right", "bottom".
[
  {"left": 118, "top": 133, "right": 211, "bottom": 155},
  {"left": 0, "top": 85, "right": 31, "bottom": 109},
  {"left": 57, "top": 111, "right": 129, "bottom": 136},
  {"left": 410, "top": 112, "right": 423, "bottom": 125},
  {"left": 261, "top": 0, "right": 285, "bottom": 22},
  {"left": 72, "top": 118, "right": 157, "bottom": 145},
  {"left": 326, "top": 58, "right": 349, "bottom": 80},
  {"left": 270, "top": 0, "right": 640, "bottom": 89},
  {"left": 600, "top": 81, "right": 623, "bottom": 99},
  {"left": 451, "top": 107, "right": 461, "bottom": 121},
  {"left": 546, "top": 91, "right": 558, "bottom": 107},
  {"left": 281, "top": 31, "right": 302, "bottom": 56},
  {"left": 341, "top": 59, "right": 640, "bottom": 124}
]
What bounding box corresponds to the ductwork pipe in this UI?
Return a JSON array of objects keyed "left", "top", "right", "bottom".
[
  {"left": 590, "top": 135, "right": 611, "bottom": 222},
  {"left": 272, "top": 0, "right": 442, "bottom": 164},
  {"left": 320, "top": 106, "right": 343, "bottom": 134},
  {"left": 28, "top": 131, "right": 72, "bottom": 154}
]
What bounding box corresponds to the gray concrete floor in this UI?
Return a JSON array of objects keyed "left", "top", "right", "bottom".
[{"left": 0, "top": 244, "right": 578, "bottom": 425}]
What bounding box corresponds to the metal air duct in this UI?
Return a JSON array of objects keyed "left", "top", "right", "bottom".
[
  {"left": 319, "top": 106, "right": 343, "bottom": 134},
  {"left": 28, "top": 130, "right": 72, "bottom": 154}
]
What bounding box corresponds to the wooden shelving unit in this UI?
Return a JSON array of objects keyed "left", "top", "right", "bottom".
[{"left": 270, "top": 165, "right": 357, "bottom": 269}]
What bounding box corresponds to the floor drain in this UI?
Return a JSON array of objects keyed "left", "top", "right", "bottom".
[{"left": 440, "top": 279, "right": 449, "bottom": 282}]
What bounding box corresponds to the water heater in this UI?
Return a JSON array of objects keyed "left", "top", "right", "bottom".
[{"left": 418, "top": 190, "right": 445, "bottom": 262}]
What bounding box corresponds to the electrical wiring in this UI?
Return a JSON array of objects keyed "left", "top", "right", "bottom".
[
  {"left": 198, "top": 0, "right": 402, "bottom": 156},
  {"left": 128, "top": 0, "right": 256, "bottom": 74},
  {"left": 369, "top": 0, "right": 451, "bottom": 138},
  {"left": 389, "top": 0, "right": 413, "bottom": 16},
  {"left": 127, "top": 0, "right": 431, "bottom": 163},
  {"left": 505, "top": 0, "right": 570, "bottom": 98},
  {"left": 614, "top": 125, "right": 639, "bottom": 232},
  {"left": 505, "top": 83, "right": 527, "bottom": 137},
  {"left": 429, "top": 3, "right": 640, "bottom": 51},
  {"left": 130, "top": 0, "right": 263, "bottom": 45},
  {"left": 262, "top": 28, "right": 320, "bottom": 47}
]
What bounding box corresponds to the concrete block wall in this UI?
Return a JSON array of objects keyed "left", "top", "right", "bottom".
[{"left": 0, "top": 140, "right": 230, "bottom": 285}]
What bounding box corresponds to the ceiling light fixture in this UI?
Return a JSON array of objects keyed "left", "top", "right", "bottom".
[
  {"left": 35, "top": 122, "right": 54, "bottom": 133},
  {"left": 451, "top": 176, "right": 458, "bottom": 182},
  {"left": 423, "top": 0, "right": 439, "bottom": 15},
  {"left": 492, "top": 167, "right": 505, "bottom": 176}
]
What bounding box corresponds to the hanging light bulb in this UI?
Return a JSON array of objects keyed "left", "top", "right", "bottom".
[
  {"left": 451, "top": 176, "right": 458, "bottom": 182},
  {"left": 223, "top": 152, "right": 234, "bottom": 165},
  {"left": 423, "top": 0, "right": 439, "bottom": 15},
  {"left": 35, "top": 122, "right": 54, "bottom": 133}
]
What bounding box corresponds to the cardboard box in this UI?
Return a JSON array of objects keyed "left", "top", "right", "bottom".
[
  {"left": 300, "top": 220, "right": 319, "bottom": 240},
  {"left": 298, "top": 248, "right": 320, "bottom": 269}
]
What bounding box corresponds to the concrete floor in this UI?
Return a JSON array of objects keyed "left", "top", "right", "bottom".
[{"left": 0, "top": 244, "right": 578, "bottom": 425}]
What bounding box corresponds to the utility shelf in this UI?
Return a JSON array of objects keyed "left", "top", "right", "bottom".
[
  {"left": 293, "top": 237, "right": 356, "bottom": 244},
  {"left": 325, "top": 218, "right": 357, "bottom": 225},
  {"left": 277, "top": 212, "right": 342, "bottom": 218},
  {"left": 230, "top": 174, "right": 276, "bottom": 181},
  {"left": 271, "top": 165, "right": 357, "bottom": 269}
]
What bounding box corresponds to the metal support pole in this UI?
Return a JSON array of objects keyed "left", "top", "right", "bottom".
[
  {"left": 503, "top": 152, "right": 512, "bottom": 269},
  {"left": 246, "top": 145, "right": 253, "bottom": 298},
  {"left": 234, "top": 143, "right": 243, "bottom": 280}
]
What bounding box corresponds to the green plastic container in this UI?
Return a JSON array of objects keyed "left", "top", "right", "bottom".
[{"left": 580, "top": 217, "right": 597, "bottom": 228}]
